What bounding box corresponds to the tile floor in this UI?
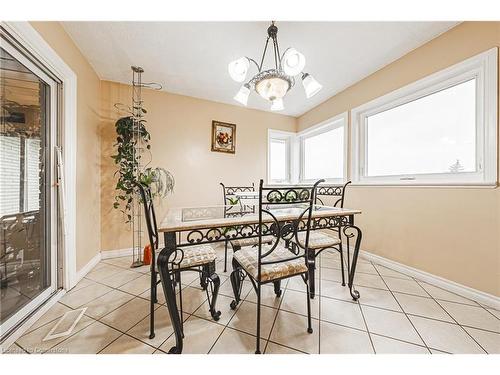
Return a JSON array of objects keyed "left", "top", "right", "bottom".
[{"left": 5, "top": 245, "right": 500, "bottom": 354}]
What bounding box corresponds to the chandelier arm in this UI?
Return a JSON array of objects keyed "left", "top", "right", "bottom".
[
  {"left": 246, "top": 57, "right": 261, "bottom": 73},
  {"left": 274, "top": 34, "right": 281, "bottom": 70},
  {"left": 279, "top": 47, "right": 291, "bottom": 70},
  {"left": 259, "top": 36, "right": 270, "bottom": 72}
]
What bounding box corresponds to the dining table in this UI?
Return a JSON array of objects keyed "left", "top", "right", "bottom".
[{"left": 155, "top": 202, "right": 363, "bottom": 354}]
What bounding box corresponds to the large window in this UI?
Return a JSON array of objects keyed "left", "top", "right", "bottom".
[
  {"left": 267, "top": 130, "right": 292, "bottom": 184},
  {"left": 351, "top": 48, "right": 497, "bottom": 186},
  {"left": 300, "top": 117, "right": 346, "bottom": 182},
  {"left": 267, "top": 113, "right": 347, "bottom": 185}
]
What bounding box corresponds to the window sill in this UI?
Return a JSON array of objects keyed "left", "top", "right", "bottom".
[{"left": 349, "top": 181, "right": 498, "bottom": 189}]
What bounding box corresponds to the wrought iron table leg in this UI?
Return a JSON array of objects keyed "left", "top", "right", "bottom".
[
  {"left": 307, "top": 249, "right": 316, "bottom": 299},
  {"left": 223, "top": 240, "right": 228, "bottom": 273},
  {"left": 345, "top": 225, "right": 362, "bottom": 301},
  {"left": 149, "top": 247, "right": 157, "bottom": 339},
  {"left": 159, "top": 231, "right": 183, "bottom": 354}
]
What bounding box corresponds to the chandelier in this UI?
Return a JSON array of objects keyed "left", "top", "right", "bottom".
[{"left": 228, "top": 21, "right": 322, "bottom": 111}]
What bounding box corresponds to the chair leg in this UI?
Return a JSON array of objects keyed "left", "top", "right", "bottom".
[
  {"left": 255, "top": 283, "right": 261, "bottom": 354},
  {"left": 200, "top": 265, "right": 208, "bottom": 290},
  {"left": 339, "top": 244, "right": 346, "bottom": 286},
  {"left": 207, "top": 264, "right": 221, "bottom": 321},
  {"left": 273, "top": 280, "right": 282, "bottom": 297},
  {"left": 308, "top": 250, "right": 316, "bottom": 299},
  {"left": 229, "top": 258, "right": 243, "bottom": 310},
  {"left": 149, "top": 256, "right": 157, "bottom": 339},
  {"left": 305, "top": 275, "right": 313, "bottom": 334},
  {"left": 176, "top": 271, "right": 184, "bottom": 338},
  {"left": 223, "top": 240, "right": 228, "bottom": 273}
]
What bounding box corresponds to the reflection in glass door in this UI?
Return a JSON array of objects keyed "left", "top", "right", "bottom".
[{"left": 0, "top": 36, "right": 58, "bottom": 339}]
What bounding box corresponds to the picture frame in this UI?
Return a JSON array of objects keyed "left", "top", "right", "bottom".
[{"left": 211, "top": 120, "right": 236, "bottom": 154}]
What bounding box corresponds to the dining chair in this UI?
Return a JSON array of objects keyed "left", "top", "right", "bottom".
[
  {"left": 136, "top": 182, "right": 221, "bottom": 340},
  {"left": 220, "top": 182, "right": 273, "bottom": 272},
  {"left": 229, "top": 179, "right": 324, "bottom": 354},
  {"left": 299, "top": 181, "right": 351, "bottom": 298}
]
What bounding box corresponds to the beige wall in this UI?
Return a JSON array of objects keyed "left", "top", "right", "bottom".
[
  {"left": 298, "top": 22, "right": 500, "bottom": 296},
  {"left": 30, "top": 22, "right": 102, "bottom": 271},
  {"left": 100, "top": 81, "right": 296, "bottom": 251}
]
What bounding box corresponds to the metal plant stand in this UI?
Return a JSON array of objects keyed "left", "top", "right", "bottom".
[{"left": 115, "top": 66, "right": 162, "bottom": 268}]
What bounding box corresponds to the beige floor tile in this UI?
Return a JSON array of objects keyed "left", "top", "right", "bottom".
[
  {"left": 320, "top": 297, "right": 365, "bottom": 330},
  {"left": 319, "top": 279, "right": 354, "bottom": 302},
  {"left": 418, "top": 282, "right": 478, "bottom": 306},
  {"left": 357, "top": 286, "right": 402, "bottom": 312},
  {"left": 127, "top": 306, "right": 173, "bottom": 348},
  {"left": 279, "top": 288, "right": 319, "bottom": 318},
  {"left": 265, "top": 341, "right": 303, "bottom": 354},
  {"left": 210, "top": 327, "right": 266, "bottom": 354},
  {"left": 100, "top": 334, "right": 156, "bottom": 354},
  {"left": 320, "top": 321, "right": 373, "bottom": 353},
  {"left": 319, "top": 268, "right": 345, "bottom": 282},
  {"left": 102, "top": 256, "right": 134, "bottom": 269},
  {"left": 178, "top": 286, "right": 208, "bottom": 314},
  {"left": 118, "top": 274, "right": 151, "bottom": 296},
  {"left": 286, "top": 276, "right": 318, "bottom": 293},
  {"left": 361, "top": 305, "right": 423, "bottom": 345},
  {"left": 86, "top": 263, "right": 124, "bottom": 282},
  {"left": 439, "top": 301, "right": 500, "bottom": 332},
  {"left": 269, "top": 310, "right": 319, "bottom": 354},
  {"left": 228, "top": 300, "right": 278, "bottom": 338},
  {"left": 354, "top": 262, "right": 379, "bottom": 275},
  {"left": 100, "top": 269, "right": 143, "bottom": 288},
  {"left": 353, "top": 273, "right": 388, "bottom": 290},
  {"left": 160, "top": 315, "right": 224, "bottom": 354},
  {"left": 139, "top": 287, "right": 166, "bottom": 305},
  {"left": 430, "top": 348, "right": 450, "bottom": 354},
  {"left": 84, "top": 289, "right": 134, "bottom": 319},
  {"left": 381, "top": 276, "right": 428, "bottom": 297},
  {"left": 370, "top": 334, "right": 429, "bottom": 354},
  {"left": 218, "top": 277, "right": 252, "bottom": 299},
  {"left": 373, "top": 264, "right": 412, "bottom": 280},
  {"left": 463, "top": 327, "right": 500, "bottom": 354},
  {"left": 71, "top": 277, "right": 95, "bottom": 292},
  {"left": 319, "top": 257, "right": 343, "bottom": 270},
  {"left": 487, "top": 308, "right": 500, "bottom": 319},
  {"left": 100, "top": 297, "right": 151, "bottom": 332},
  {"left": 16, "top": 314, "right": 94, "bottom": 354},
  {"left": 2, "top": 343, "right": 26, "bottom": 354},
  {"left": 245, "top": 283, "right": 284, "bottom": 308},
  {"left": 193, "top": 294, "right": 236, "bottom": 326},
  {"left": 25, "top": 302, "right": 72, "bottom": 334},
  {"left": 394, "top": 293, "right": 453, "bottom": 322},
  {"left": 409, "top": 315, "right": 485, "bottom": 354},
  {"left": 52, "top": 321, "right": 121, "bottom": 354},
  {"left": 59, "top": 282, "right": 113, "bottom": 309},
  {"left": 181, "top": 270, "right": 205, "bottom": 286}
]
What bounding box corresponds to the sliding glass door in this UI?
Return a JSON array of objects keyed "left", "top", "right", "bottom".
[{"left": 0, "top": 35, "right": 59, "bottom": 339}]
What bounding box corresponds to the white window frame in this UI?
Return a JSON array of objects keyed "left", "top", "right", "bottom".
[
  {"left": 267, "top": 129, "right": 294, "bottom": 184},
  {"left": 351, "top": 48, "right": 498, "bottom": 187},
  {"left": 298, "top": 112, "right": 348, "bottom": 184}
]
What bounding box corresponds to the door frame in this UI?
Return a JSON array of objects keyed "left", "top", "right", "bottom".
[{"left": 1, "top": 21, "right": 78, "bottom": 291}]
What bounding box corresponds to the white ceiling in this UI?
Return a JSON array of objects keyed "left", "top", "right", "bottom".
[{"left": 62, "top": 21, "right": 459, "bottom": 117}]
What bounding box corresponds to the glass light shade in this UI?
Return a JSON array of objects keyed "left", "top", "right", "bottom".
[
  {"left": 302, "top": 73, "right": 322, "bottom": 98},
  {"left": 271, "top": 98, "right": 284, "bottom": 111},
  {"left": 282, "top": 48, "right": 306, "bottom": 76},
  {"left": 228, "top": 57, "right": 250, "bottom": 83},
  {"left": 255, "top": 77, "right": 290, "bottom": 101},
  {"left": 234, "top": 84, "right": 250, "bottom": 106}
]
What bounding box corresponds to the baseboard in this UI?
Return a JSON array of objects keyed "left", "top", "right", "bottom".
[
  {"left": 100, "top": 247, "right": 133, "bottom": 259},
  {"left": 0, "top": 289, "right": 65, "bottom": 352},
  {"left": 73, "top": 251, "right": 101, "bottom": 287},
  {"left": 360, "top": 249, "right": 500, "bottom": 310}
]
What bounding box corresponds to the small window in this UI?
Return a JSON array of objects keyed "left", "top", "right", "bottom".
[
  {"left": 300, "top": 118, "right": 345, "bottom": 182},
  {"left": 351, "top": 48, "right": 497, "bottom": 186},
  {"left": 268, "top": 130, "right": 292, "bottom": 184}
]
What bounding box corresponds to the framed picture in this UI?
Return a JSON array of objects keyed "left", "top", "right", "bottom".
[{"left": 211, "top": 120, "right": 236, "bottom": 154}]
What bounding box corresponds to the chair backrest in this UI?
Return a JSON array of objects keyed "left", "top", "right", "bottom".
[
  {"left": 256, "top": 179, "right": 324, "bottom": 280},
  {"left": 315, "top": 181, "right": 351, "bottom": 207},
  {"left": 136, "top": 182, "right": 159, "bottom": 251},
  {"left": 220, "top": 182, "right": 255, "bottom": 205}
]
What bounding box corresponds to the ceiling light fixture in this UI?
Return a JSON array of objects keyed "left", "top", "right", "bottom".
[{"left": 228, "top": 21, "right": 322, "bottom": 111}]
